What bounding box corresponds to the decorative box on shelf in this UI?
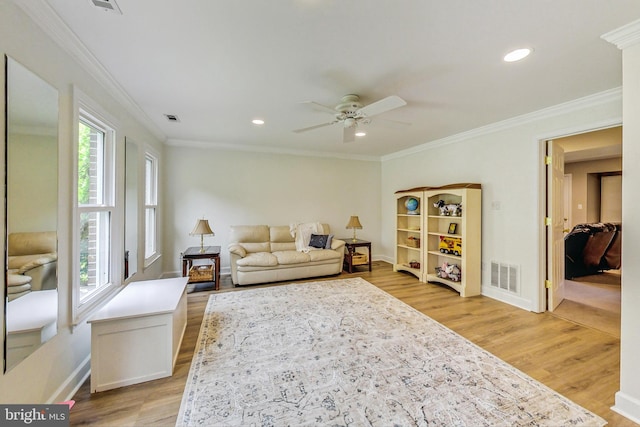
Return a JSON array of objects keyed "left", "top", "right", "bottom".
[
  {"left": 406, "top": 236, "right": 421, "bottom": 248},
  {"left": 189, "top": 265, "right": 213, "bottom": 283}
]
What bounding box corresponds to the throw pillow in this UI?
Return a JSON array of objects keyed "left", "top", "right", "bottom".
[
  {"left": 324, "top": 234, "right": 334, "bottom": 249},
  {"left": 309, "top": 234, "right": 329, "bottom": 249}
]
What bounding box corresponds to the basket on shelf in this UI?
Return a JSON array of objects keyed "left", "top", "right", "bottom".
[
  {"left": 189, "top": 265, "right": 213, "bottom": 283},
  {"left": 406, "top": 236, "right": 421, "bottom": 248}
]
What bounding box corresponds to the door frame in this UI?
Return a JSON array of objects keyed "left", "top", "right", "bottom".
[{"left": 535, "top": 119, "right": 621, "bottom": 313}]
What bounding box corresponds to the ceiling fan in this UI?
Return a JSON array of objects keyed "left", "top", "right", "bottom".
[{"left": 293, "top": 94, "right": 408, "bottom": 143}]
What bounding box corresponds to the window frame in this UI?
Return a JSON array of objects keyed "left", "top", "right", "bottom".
[
  {"left": 143, "top": 150, "right": 160, "bottom": 268},
  {"left": 71, "top": 88, "right": 121, "bottom": 324}
]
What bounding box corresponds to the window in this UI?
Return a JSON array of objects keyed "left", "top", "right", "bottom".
[
  {"left": 73, "top": 88, "right": 119, "bottom": 322},
  {"left": 144, "top": 152, "right": 159, "bottom": 264}
]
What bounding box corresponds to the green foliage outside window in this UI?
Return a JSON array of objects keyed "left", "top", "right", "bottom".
[{"left": 78, "top": 123, "right": 91, "bottom": 286}]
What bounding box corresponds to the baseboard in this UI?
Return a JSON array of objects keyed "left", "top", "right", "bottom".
[
  {"left": 378, "top": 255, "right": 394, "bottom": 264},
  {"left": 47, "top": 354, "right": 91, "bottom": 404},
  {"left": 612, "top": 391, "right": 640, "bottom": 424},
  {"left": 481, "top": 286, "right": 535, "bottom": 312}
]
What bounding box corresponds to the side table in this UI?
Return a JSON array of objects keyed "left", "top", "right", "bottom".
[
  {"left": 340, "top": 239, "right": 372, "bottom": 273},
  {"left": 182, "top": 246, "right": 221, "bottom": 291}
]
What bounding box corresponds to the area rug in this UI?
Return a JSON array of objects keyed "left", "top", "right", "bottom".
[{"left": 177, "top": 277, "right": 605, "bottom": 426}]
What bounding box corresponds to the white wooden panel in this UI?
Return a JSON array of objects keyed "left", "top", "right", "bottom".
[
  {"left": 88, "top": 277, "right": 188, "bottom": 392},
  {"left": 91, "top": 314, "right": 172, "bottom": 392}
]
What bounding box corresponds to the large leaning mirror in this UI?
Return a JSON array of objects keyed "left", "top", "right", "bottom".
[{"left": 4, "top": 56, "right": 59, "bottom": 372}]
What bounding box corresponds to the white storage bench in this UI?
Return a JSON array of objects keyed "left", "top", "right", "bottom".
[{"left": 88, "top": 277, "right": 188, "bottom": 392}]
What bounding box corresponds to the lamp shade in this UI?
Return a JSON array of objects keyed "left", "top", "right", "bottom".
[
  {"left": 190, "top": 219, "right": 214, "bottom": 236},
  {"left": 346, "top": 216, "right": 363, "bottom": 229}
]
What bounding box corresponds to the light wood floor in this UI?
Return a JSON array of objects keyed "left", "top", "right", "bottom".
[
  {"left": 69, "top": 262, "right": 637, "bottom": 426},
  {"left": 553, "top": 270, "right": 621, "bottom": 337}
]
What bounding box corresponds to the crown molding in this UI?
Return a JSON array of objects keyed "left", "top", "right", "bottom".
[
  {"left": 602, "top": 19, "right": 640, "bottom": 50},
  {"left": 381, "top": 87, "right": 622, "bottom": 162},
  {"left": 13, "top": 0, "right": 166, "bottom": 142},
  {"left": 165, "top": 139, "right": 381, "bottom": 162}
]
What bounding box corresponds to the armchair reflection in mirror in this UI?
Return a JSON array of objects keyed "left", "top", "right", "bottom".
[{"left": 4, "top": 56, "right": 59, "bottom": 371}]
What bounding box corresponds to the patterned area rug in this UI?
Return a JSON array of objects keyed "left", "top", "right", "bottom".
[{"left": 177, "top": 277, "right": 605, "bottom": 426}]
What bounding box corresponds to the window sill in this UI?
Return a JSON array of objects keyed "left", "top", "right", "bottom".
[
  {"left": 144, "top": 252, "right": 162, "bottom": 270},
  {"left": 73, "top": 283, "right": 123, "bottom": 326}
]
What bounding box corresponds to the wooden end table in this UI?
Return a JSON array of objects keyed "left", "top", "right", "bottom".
[
  {"left": 340, "top": 239, "right": 372, "bottom": 273},
  {"left": 182, "top": 246, "right": 221, "bottom": 291}
]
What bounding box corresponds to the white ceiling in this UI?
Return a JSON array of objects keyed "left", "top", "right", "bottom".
[{"left": 37, "top": 0, "right": 640, "bottom": 158}]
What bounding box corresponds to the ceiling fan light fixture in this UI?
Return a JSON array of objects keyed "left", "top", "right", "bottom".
[{"left": 504, "top": 48, "right": 532, "bottom": 62}]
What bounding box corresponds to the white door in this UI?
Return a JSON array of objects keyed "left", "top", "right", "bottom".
[
  {"left": 547, "top": 140, "right": 565, "bottom": 311},
  {"left": 563, "top": 174, "right": 572, "bottom": 233}
]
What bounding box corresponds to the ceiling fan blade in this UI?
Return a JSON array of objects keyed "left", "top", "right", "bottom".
[
  {"left": 358, "top": 95, "right": 406, "bottom": 117},
  {"left": 343, "top": 126, "right": 356, "bottom": 143},
  {"left": 293, "top": 121, "right": 337, "bottom": 133},
  {"left": 301, "top": 101, "right": 337, "bottom": 114}
]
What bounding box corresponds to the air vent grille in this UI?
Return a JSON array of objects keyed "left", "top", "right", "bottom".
[
  {"left": 164, "top": 114, "right": 180, "bottom": 122},
  {"left": 90, "top": 0, "right": 122, "bottom": 14},
  {"left": 490, "top": 261, "right": 519, "bottom": 294}
]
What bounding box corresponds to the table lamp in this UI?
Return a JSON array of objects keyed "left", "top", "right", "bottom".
[
  {"left": 190, "top": 218, "right": 214, "bottom": 253},
  {"left": 346, "top": 215, "right": 363, "bottom": 242}
]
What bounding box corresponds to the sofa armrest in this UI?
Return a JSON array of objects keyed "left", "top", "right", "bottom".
[
  {"left": 331, "top": 238, "right": 345, "bottom": 251},
  {"left": 228, "top": 244, "right": 247, "bottom": 258},
  {"left": 16, "top": 253, "right": 57, "bottom": 275}
]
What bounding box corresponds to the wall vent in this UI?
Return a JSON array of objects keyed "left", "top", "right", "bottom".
[
  {"left": 89, "top": 0, "right": 123, "bottom": 14},
  {"left": 490, "top": 261, "right": 519, "bottom": 294}
]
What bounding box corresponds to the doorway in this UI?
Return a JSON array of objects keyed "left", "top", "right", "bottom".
[{"left": 544, "top": 126, "right": 622, "bottom": 337}]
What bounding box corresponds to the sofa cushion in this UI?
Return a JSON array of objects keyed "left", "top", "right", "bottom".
[
  {"left": 271, "top": 242, "right": 296, "bottom": 252},
  {"left": 308, "top": 249, "right": 342, "bottom": 262},
  {"left": 604, "top": 232, "right": 621, "bottom": 269},
  {"left": 7, "top": 274, "right": 32, "bottom": 287},
  {"left": 236, "top": 252, "right": 278, "bottom": 267},
  {"left": 229, "top": 225, "right": 271, "bottom": 253},
  {"left": 273, "top": 250, "right": 311, "bottom": 265},
  {"left": 8, "top": 231, "right": 56, "bottom": 256},
  {"left": 270, "top": 226, "right": 295, "bottom": 243},
  {"left": 582, "top": 231, "right": 615, "bottom": 268},
  {"left": 8, "top": 253, "right": 56, "bottom": 271}
]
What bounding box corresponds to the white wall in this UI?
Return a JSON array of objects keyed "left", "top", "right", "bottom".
[
  {"left": 162, "top": 146, "right": 381, "bottom": 275},
  {"left": 381, "top": 95, "right": 622, "bottom": 312},
  {"left": 7, "top": 132, "right": 57, "bottom": 232},
  {"left": 610, "top": 22, "right": 640, "bottom": 423},
  {"left": 0, "top": 1, "right": 165, "bottom": 403},
  {"left": 564, "top": 157, "right": 622, "bottom": 227}
]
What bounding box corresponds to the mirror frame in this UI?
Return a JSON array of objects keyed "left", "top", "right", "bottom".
[{"left": 4, "top": 56, "right": 59, "bottom": 372}]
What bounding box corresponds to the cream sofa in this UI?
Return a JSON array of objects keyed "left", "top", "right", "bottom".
[
  {"left": 7, "top": 231, "right": 57, "bottom": 300},
  {"left": 228, "top": 224, "right": 345, "bottom": 286}
]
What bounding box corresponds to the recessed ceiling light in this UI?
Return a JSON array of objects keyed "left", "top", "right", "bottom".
[
  {"left": 355, "top": 131, "right": 366, "bottom": 137},
  {"left": 252, "top": 119, "right": 265, "bottom": 125},
  {"left": 504, "top": 48, "right": 532, "bottom": 62}
]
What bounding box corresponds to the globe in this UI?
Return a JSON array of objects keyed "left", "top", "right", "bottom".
[{"left": 405, "top": 197, "right": 419, "bottom": 214}]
